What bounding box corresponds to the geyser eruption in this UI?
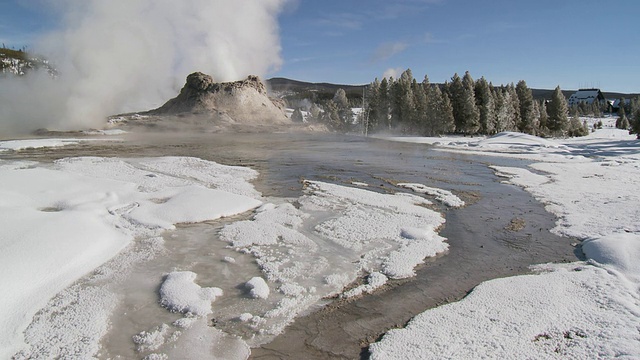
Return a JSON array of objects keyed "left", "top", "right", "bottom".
[{"left": 0, "top": 0, "right": 289, "bottom": 135}]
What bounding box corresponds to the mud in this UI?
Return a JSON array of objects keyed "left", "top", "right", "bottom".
[{"left": 1, "top": 131, "right": 581, "bottom": 359}]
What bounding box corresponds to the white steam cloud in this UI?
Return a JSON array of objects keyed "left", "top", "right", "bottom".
[{"left": 0, "top": 0, "right": 289, "bottom": 135}]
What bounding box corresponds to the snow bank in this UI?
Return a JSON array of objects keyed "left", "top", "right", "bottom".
[
  {"left": 397, "top": 183, "right": 464, "bottom": 207},
  {"left": 0, "top": 156, "right": 262, "bottom": 358},
  {"left": 370, "top": 264, "right": 640, "bottom": 359},
  {"left": 159, "top": 271, "right": 223, "bottom": 316},
  {"left": 0, "top": 138, "right": 81, "bottom": 151},
  {"left": 245, "top": 277, "right": 270, "bottom": 299},
  {"left": 372, "top": 124, "right": 640, "bottom": 358},
  {"left": 582, "top": 233, "right": 640, "bottom": 284},
  {"left": 474, "top": 131, "right": 568, "bottom": 149}
]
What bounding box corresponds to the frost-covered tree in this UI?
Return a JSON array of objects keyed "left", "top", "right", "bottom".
[
  {"left": 378, "top": 77, "right": 391, "bottom": 130},
  {"left": 515, "top": 80, "right": 537, "bottom": 134},
  {"left": 475, "top": 77, "right": 496, "bottom": 134},
  {"left": 547, "top": 86, "right": 569, "bottom": 135},
  {"left": 567, "top": 115, "right": 589, "bottom": 137},
  {"left": 308, "top": 103, "right": 321, "bottom": 122},
  {"left": 332, "top": 88, "right": 354, "bottom": 129},
  {"left": 460, "top": 71, "right": 480, "bottom": 134},
  {"left": 366, "top": 78, "right": 381, "bottom": 131},
  {"left": 412, "top": 79, "right": 428, "bottom": 134},
  {"left": 291, "top": 108, "right": 304, "bottom": 122},
  {"left": 392, "top": 69, "right": 416, "bottom": 130},
  {"left": 630, "top": 107, "right": 640, "bottom": 139},
  {"left": 538, "top": 100, "right": 549, "bottom": 136},
  {"left": 425, "top": 86, "right": 454, "bottom": 135},
  {"left": 616, "top": 115, "right": 630, "bottom": 130}
]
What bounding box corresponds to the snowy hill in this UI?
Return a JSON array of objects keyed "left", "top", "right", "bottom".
[{"left": 0, "top": 47, "right": 57, "bottom": 77}]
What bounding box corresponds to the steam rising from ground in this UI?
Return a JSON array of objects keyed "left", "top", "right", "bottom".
[{"left": 0, "top": 0, "right": 289, "bottom": 135}]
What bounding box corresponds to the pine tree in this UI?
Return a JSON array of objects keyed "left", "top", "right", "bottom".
[
  {"left": 458, "top": 71, "right": 480, "bottom": 135},
  {"left": 538, "top": 100, "right": 549, "bottom": 136},
  {"left": 567, "top": 114, "right": 588, "bottom": 137},
  {"left": 547, "top": 86, "right": 569, "bottom": 136},
  {"left": 366, "top": 79, "right": 381, "bottom": 131},
  {"left": 448, "top": 73, "right": 464, "bottom": 132},
  {"left": 412, "top": 79, "right": 428, "bottom": 134},
  {"left": 291, "top": 108, "right": 304, "bottom": 122},
  {"left": 378, "top": 77, "right": 391, "bottom": 130},
  {"left": 506, "top": 84, "right": 520, "bottom": 131},
  {"left": 475, "top": 77, "right": 496, "bottom": 134},
  {"left": 426, "top": 87, "right": 455, "bottom": 135},
  {"left": 630, "top": 107, "right": 640, "bottom": 139},
  {"left": 515, "top": 80, "right": 537, "bottom": 134},
  {"left": 332, "top": 88, "right": 353, "bottom": 130},
  {"left": 394, "top": 69, "right": 416, "bottom": 131},
  {"left": 308, "top": 103, "right": 321, "bottom": 122},
  {"left": 322, "top": 100, "right": 341, "bottom": 130}
]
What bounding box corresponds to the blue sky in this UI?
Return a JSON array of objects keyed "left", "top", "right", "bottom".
[
  {"left": 2, "top": 0, "right": 639, "bottom": 93},
  {"left": 275, "top": 0, "right": 640, "bottom": 93}
]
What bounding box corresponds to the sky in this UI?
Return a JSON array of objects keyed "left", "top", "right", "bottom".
[{"left": 1, "top": 0, "right": 640, "bottom": 93}]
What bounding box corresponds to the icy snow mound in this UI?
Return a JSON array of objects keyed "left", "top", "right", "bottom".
[
  {"left": 159, "top": 271, "right": 223, "bottom": 316},
  {"left": 370, "top": 263, "right": 640, "bottom": 359},
  {"left": 474, "top": 132, "right": 568, "bottom": 149},
  {"left": 582, "top": 233, "right": 640, "bottom": 283},
  {"left": 245, "top": 277, "right": 270, "bottom": 299}
]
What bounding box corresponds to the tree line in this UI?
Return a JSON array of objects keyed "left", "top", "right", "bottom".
[
  {"left": 288, "top": 68, "right": 640, "bottom": 139},
  {"left": 363, "top": 69, "right": 588, "bottom": 137}
]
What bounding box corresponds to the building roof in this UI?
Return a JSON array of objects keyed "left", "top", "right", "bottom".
[{"left": 568, "top": 88, "right": 605, "bottom": 106}]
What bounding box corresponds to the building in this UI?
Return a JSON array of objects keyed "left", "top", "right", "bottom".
[{"left": 567, "top": 88, "right": 605, "bottom": 107}]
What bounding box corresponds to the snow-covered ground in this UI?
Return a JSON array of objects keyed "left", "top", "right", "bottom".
[
  {"left": 2, "top": 116, "right": 639, "bottom": 358},
  {"left": 371, "top": 118, "right": 640, "bottom": 358},
  {"left": 0, "top": 141, "right": 461, "bottom": 358}
]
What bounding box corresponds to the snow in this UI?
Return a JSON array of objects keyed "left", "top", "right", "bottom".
[
  {"left": 159, "top": 271, "right": 223, "bottom": 316},
  {"left": 370, "top": 263, "right": 640, "bottom": 359},
  {"left": 0, "top": 156, "right": 262, "bottom": 358},
  {"left": 0, "top": 138, "right": 81, "bottom": 150},
  {"left": 372, "top": 123, "right": 640, "bottom": 358},
  {"left": 6, "top": 120, "right": 638, "bottom": 358},
  {"left": 397, "top": 183, "right": 464, "bottom": 207},
  {"left": 218, "top": 180, "right": 449, "bottom": 340},
  {"left": 245, "top": 277, "right": 270, "bottom": 299}
]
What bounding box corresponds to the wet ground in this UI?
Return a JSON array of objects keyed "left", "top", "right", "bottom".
[{"left": 1, "top": 131, "right": 580, "bottom": 359}]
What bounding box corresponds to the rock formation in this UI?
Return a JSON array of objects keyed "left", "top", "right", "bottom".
[{"left": 149, "top": 72, "right": 289, "bottom": 125}]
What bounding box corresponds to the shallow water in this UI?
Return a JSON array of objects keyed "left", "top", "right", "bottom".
[{"left": 2, "top": 132, "right": 579, "bottom": 359}]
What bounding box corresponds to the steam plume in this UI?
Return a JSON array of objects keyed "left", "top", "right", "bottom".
[{"left": 0, "top": 0, "right": 289, "bottom": 135}]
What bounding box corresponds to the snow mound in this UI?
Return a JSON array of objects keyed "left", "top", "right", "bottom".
[
  {"left": 475, "top": 132, "right": 567, "bottom": 149},
  {"left": 582, "top": 233, "right": 640, "bottom": 283},
  {"left": 370, "top": 264, "right": 640, "bottom": 359},
  {"left": 245, "top": 277, "right": 270, "bottom": 299},
  {"left": 159, "top": 271, "right": 223, "bottom": 316}
]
